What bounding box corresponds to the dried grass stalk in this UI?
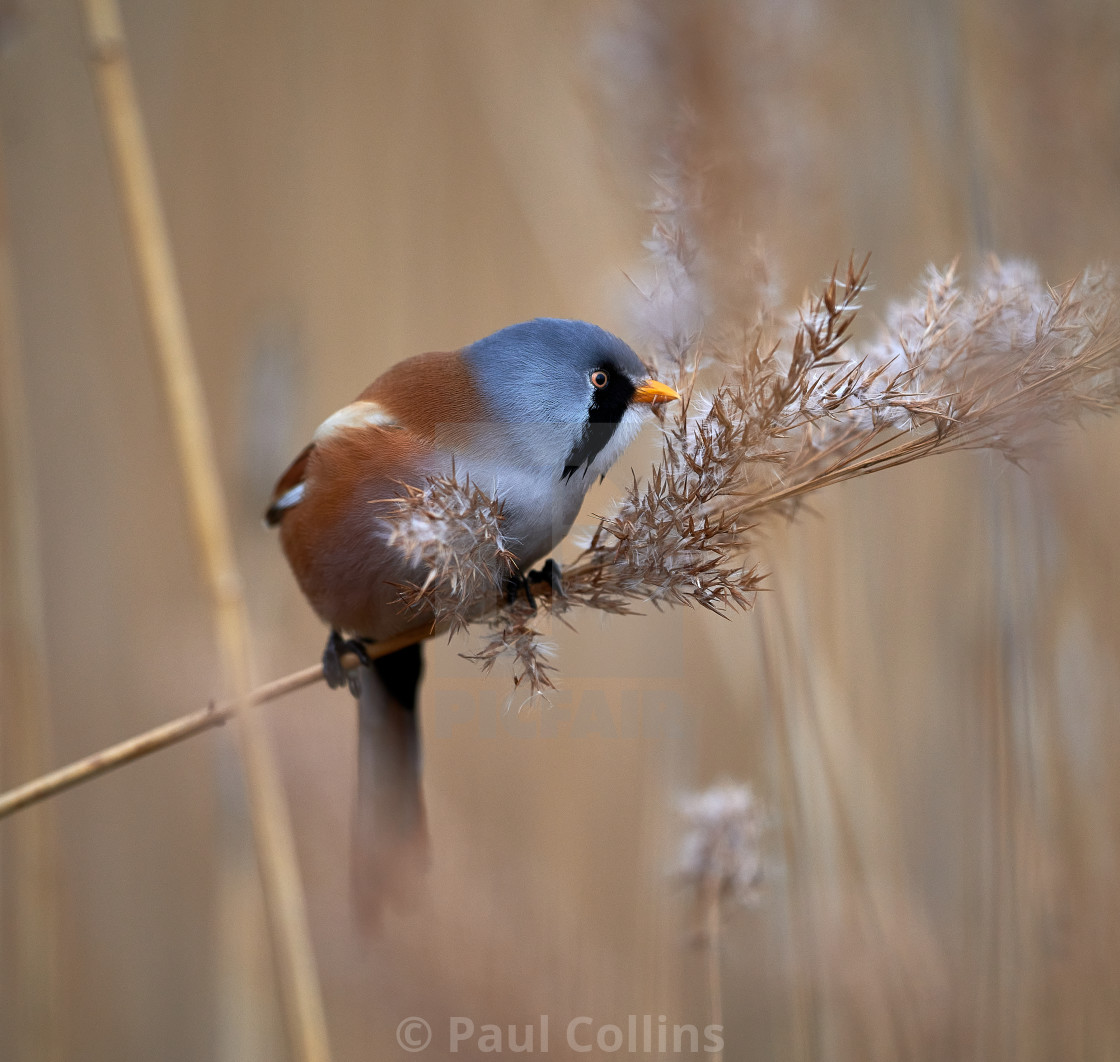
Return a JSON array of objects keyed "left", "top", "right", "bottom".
[
  {"left": 78, "top": 2, "right": 330, "bottom": 1058},
  {"left": 0, "top": 145, "right": 62, "bottom": 1062},
  {"left": 675, "top": 782, "right": 766, "bottom": 1062}
]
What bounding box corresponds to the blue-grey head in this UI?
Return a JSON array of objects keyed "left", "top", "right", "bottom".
[{"left": 463, "top": 318, "right": 679, "bottom": 482}]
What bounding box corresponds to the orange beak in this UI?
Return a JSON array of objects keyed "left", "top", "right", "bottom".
[{"left": 632, "top": 378, "right": 681, "bottom": 405}]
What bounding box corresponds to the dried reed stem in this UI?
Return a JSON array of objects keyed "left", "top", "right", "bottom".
[
  {"left": 78, "top": 2, "right": 329, "bottom": 1057},
  {"left": 703, "top": 882, "right": 724, "bottom": 1062},
  {"left": 677, "top": 782, "right": 763, "bottom": 1060},
  {"left": 0, "top": 666, "right": 307, "bottom": 820},
  {"left": 0, "top": 143, "right": 63, "bottom": 1062},
  {"left": 0, "top": 628, "right": 430, "bottom": 821},
  {"left": 756, "top": 606, "right": 818, "bottom": 1062}
]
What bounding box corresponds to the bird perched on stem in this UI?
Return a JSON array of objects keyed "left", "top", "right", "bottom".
[{"left": 266, "top": 318, "right": 679, "bottom": 923}]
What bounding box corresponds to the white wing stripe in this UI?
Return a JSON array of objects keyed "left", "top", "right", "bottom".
[
  {"left": 272, "top": 482, "right": 305, "bottom": 512},
  {"left": 312, "top": 400, "right": 398, "bottom": 442}
]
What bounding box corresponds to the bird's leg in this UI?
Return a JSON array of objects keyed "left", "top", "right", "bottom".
[
  {"left": 323, "top": 630, "right": 349, "bottom": 689},
  {"left": 527, "top": 558, "right": 564, "bottom": 599},
  {"left": 323, "top": 629, "right": 376, "bottom": 696}
]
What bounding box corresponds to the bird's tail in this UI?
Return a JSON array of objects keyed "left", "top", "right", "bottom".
[{"left": 352, "top": 642, "right": 429, "bottom": 928}]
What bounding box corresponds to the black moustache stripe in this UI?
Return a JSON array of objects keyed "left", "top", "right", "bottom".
[{"left": 561, "top": 371, "right": 636, "bottom": 481}]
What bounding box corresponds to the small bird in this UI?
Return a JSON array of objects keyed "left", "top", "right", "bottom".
[{"left": 266, "top": 318, "right": 678, "bottom": 920}]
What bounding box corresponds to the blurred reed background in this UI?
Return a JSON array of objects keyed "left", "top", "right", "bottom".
[{"left": 2, "top": 1, "right": 1119, "bottom": 1060}]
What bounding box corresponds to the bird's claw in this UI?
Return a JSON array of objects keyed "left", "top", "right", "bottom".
[
  {"left": 323, "top": 630, "right": 375, "bottom": 696},
  {"left": 504, "top": 571, "right": 536, "bottom": 610},
  {"left": 504, "top": 559, "right": 564, "bottom": 611},
  {"left": 528, "top": 558, "right": 564, "bottom": 598}
]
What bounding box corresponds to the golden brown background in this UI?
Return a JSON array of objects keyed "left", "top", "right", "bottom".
[{"left": 2, "top": 1, "right": 1119, "bottom": 1059}]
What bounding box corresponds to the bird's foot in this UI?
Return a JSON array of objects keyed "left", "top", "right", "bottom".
[
  {"left": 323, "top": 630, "right": 375, "bottom": 697},
  {"left": 504, "top": 559, "right": 564, "bottom": 611},
  {"left": 528, "top": 558, "right": 564, "bottom": 599},
  {"left": 503, "top": 571, "right": 536, "bottom": 610}
]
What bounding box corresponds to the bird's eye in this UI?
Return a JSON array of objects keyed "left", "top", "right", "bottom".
[{"left": 590, "top": 370, "right": 609, "bottom": 389}]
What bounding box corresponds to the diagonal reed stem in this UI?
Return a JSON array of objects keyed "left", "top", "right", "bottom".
[
  {"left": 0, "top": 628, "right": 431, "bottom": 821},
  {"left": 77, "top": 2, "right": 329, "bottom": 1057},
  {"left": 0, "top": 665, "right": 319, "bottom": 820}
]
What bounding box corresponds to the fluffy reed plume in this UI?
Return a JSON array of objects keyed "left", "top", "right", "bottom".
[
  {"left": 675, "top": 781, "right": 765, "bottom": 1062},
  {"left": 676, "top": 781, "right": 765, "bottom": 913},
  {"left": 461, "top": 598, "right": 559, "bottom": 693},
  {"left": 386, "top": 206, "right": 1120, "bottom": 691},
  {"left": 386, "top": 471, "right": 517, "bottom": 633}
]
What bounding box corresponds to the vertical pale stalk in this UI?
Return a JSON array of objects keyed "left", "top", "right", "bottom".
[
  {"left": 757, "top": 597, "right": 818, "bottom": 1062},
  {"left": 984, "top": 479, "right": 1044, "bottom": 1062},
  {"left": 76, "top": 2, "right": 330, "bottom": 1060},
  {"left": 702, "top": 878, "right": 724, "bottom": 1062},
  {"left": 0, "top": 143, "right": 63, "bottom": 1062}
]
